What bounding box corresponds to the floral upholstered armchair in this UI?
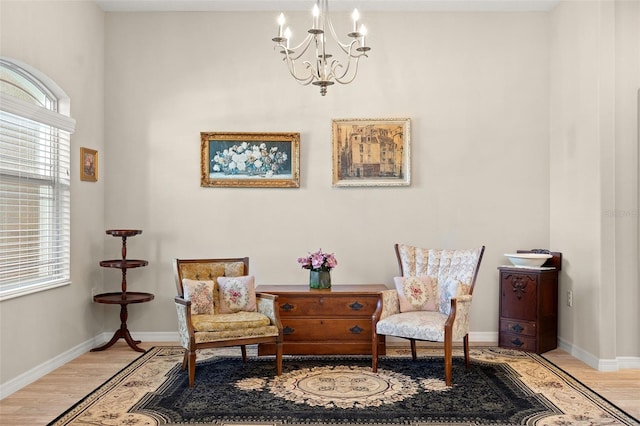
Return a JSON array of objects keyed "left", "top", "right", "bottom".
[
  {"left": 173, "top": 257, "right": 283, "bottom": 387},
  {"left": 372, "top": 244, "right": 485, "bottom": 386}
]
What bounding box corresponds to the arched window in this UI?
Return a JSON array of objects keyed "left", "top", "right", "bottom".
[{"left": 0, "top": 57, "right": 76, "bottom": 300}]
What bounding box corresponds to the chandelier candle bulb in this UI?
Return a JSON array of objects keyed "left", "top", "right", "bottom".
[
  {"left": 312, "top": 4, "right": 319, "bottom": 30},
  {"left": 277, "top": 13, "right": 284, "bottom": 38},
  {"left": 352, "top": 8, "right": 359, "bottom": 33},
  {"left": 285, "top": 27, "right": 291, "bottom": 49}
]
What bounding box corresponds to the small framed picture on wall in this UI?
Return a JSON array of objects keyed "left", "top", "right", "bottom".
[{"left": 80, "top": 147, "right": 98, "bottom": 182}]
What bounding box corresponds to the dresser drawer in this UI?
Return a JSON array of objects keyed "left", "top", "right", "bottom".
[
  {"left": 278, "top": 295, "right": 378, "bottom": 317},
  {"left": 499, "top": 333, "right": 537, "bottom": 352},
  {"left": 282, "top": 319, "right": 372, "bottom": 341},
  {"left": 500, "top": 318, "right": 537, "bottom": 337}
]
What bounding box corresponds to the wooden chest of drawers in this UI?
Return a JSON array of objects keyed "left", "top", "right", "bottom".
[
  {"left": 256, "top": 285, "right": 387, "bottom": 356},
  {"left": 498, "top": 266, "right": 559, "bottom": 354}
]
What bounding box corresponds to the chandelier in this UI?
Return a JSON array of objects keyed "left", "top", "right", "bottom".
[{"left": 271, "top": 0, "right": 371, "bottom": 96}]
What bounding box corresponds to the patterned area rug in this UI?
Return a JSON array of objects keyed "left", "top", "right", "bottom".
[{"left": 48, "top": 346, "right": 638, "bottom": 426}]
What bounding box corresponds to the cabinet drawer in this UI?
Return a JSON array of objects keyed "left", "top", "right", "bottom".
[
  {"left": 281, "top": 319, "right": 372, "bottom": 341},
  {"left": 499, "top": 333, "right": 537, "bottom": 352},
  {"left": 500, "top": 318, "right": 537, "bottom": 337},
  {"left": 278, "top": 295, "right": 378, "bottom": 317}
]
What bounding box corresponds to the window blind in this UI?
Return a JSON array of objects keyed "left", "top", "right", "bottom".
[{"left": 0, "top": 109, "right": 72, "bottom": 300}]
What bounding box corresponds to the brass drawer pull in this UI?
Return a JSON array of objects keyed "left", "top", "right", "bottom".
[
  {"left": 511, "top": 324, "right": 524, "bottom": 333},
  {"left": 283, "top": 326, "right": 295, "bottom": 335}
]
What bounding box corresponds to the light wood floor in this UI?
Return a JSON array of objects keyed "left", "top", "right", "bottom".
[{"left": 1, "top": 342, "right": 638, "bottom": 425}]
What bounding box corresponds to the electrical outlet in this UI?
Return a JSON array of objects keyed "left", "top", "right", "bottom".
[{"left": 567, "top": 290, "right": 573, "bottom": 307}]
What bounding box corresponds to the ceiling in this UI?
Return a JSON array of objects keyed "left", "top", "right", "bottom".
[{"left": 95, "top": 0, "right": 560, "bottom": 12}]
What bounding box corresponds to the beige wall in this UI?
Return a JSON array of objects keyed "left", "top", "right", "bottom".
[
  {"left": 0, "top": 0, "right": 106, "bottom": 385},
  {"left": 102, "top": 10, "right": 550, "bottom": 334},
  {"left": 1, "top": 0, "right": 638, "bottom": 394},
  {"left": 550, "top": 0, "right": 640, "bottom": 365}
]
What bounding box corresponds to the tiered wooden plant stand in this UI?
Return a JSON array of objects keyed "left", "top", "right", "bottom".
[{"left": 92, "top": 229, "right": 153, "bottom": 353}]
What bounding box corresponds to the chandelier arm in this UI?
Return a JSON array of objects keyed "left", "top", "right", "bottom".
[
  {"left": 281, "top": 50, "right": 317, "bottom": 86},
  {"left": 341, "top": 39, "right": 369, "bottom": 61},
  {"left": 292, "top": 61, "right": 317, "bottom": 85},
  {"left": 326, "top": 17, "right": 362, "bottom": 57},
  {"left": 275, "top": 33, "right": 315, "bottom": 61},
  {"left": 331, "top": 58, "right": 360, "bottom": 85}
]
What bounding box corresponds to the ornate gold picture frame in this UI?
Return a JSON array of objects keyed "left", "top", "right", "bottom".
[
  {"left": 200, "top": 132, "right": 300, "bottom": 188},
  {"left": 332, "top": 118, "right": 410, "bottom": 187},
  {"left": 80, "top": 147, "right": 98, "bottom": 182}
]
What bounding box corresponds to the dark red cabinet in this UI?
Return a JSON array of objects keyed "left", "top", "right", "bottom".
[{"left": 498, "top": 254, "right": 561, "bottom": 354}]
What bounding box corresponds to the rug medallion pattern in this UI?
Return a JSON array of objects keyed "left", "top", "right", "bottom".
[
  {"left": 246, "top": 364, "right": 422, "bottom": 409},
  {"left": 48, "top": 347, "right": 639, "bottom": 426}
]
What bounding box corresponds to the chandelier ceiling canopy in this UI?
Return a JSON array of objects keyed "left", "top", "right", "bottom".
[{"left": 271, "top": 0, "right": 371, "bottom": 96}]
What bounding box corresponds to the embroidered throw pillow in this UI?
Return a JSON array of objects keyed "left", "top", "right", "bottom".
[
  {"left": 217, "top": 275, "right": 257, "bottom": 314},
  {"left": 182, "top": 279, "right": 215, "bottom": 315},
  {"left": 394, "top": 276, "right": 438, "bottom": 312},
  {"left": 439, "top": 277, "right": 468, "bottom": 316}
]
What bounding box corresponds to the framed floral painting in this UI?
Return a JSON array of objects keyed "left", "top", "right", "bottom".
[
  {"left": 80, "top": 147, "right": 98, "bottom": 182},
  {"left": 200, "top": 132, "right": 300, "bottom": 188},
  {"left": 332, "top": 118, "right": 410, "bottom": 187}
]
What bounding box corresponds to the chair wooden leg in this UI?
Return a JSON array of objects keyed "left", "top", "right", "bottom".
[
  {"left": 463, "top": 334, "right": 470, "bottom": 369},
  {"left": 410, "top": 339, "right": 417, "bottom": 360},
  {"left": 188, "top": 350, "right": 196, "bottom": 388},
  {"left": 181, "top": 349, "right": 188, "bottom": 370},
  {"left": 372, "top": 332, "right": 379, "bottom": 372},
  {"left": 275, "top": 341, "right": 283, "bottom": 376},
  {"left": 241, "top": 345, "right": 247, "bottom": 363},
  {"left": 444, "top": 331, "right": 452, "bottom": 386}
]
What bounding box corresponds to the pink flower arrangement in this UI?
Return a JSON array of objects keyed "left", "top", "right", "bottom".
[{"left": 297, "top": 249, "right": 338, "bottom": 272}]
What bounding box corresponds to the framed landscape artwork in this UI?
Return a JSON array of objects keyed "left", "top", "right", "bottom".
[
  {"left": 200, "top": 132, "right": 300, "bottom": 188},
  {"left": 332, "top": 118, "right": 410, "bottom": 187},
  {"left": 80, "top": 147, "right": 98, "bottom": 182}
]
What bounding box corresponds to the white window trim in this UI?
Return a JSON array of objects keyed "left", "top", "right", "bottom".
[{"left": 0, "top": 93, "right": 76, "bottom": 132}]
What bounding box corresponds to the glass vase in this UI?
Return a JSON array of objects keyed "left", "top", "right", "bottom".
[{"left": 309, "top": 270, "right": 331, "bottom": 289}]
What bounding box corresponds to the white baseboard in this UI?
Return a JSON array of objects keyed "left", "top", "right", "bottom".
[
  {"left": 617, "top": 356, "right": 640, "bottom": 369},
  {"left": 469, "top": 331, "right": 499, "bottom": 343},
  {"left": 557, "top": 337, "right": 640, "bottom": 371},
  {"left": 0, "top": 335, "right": 103, "bottom": 400},
  {"left": 122, "top": 331, "right": 180, "bottom": 344}
]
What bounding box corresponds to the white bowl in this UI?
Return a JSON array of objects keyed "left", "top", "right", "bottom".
[{"left": 504, "top": 253, "right": 552, "bottom": 268}]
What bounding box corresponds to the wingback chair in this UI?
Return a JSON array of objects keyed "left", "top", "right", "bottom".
[
  {"left": 173, "top": 257, "right": 283, "bottom": 387},
  {"left": 372, "top": 244, "right": 485, "bottom": 386}
]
